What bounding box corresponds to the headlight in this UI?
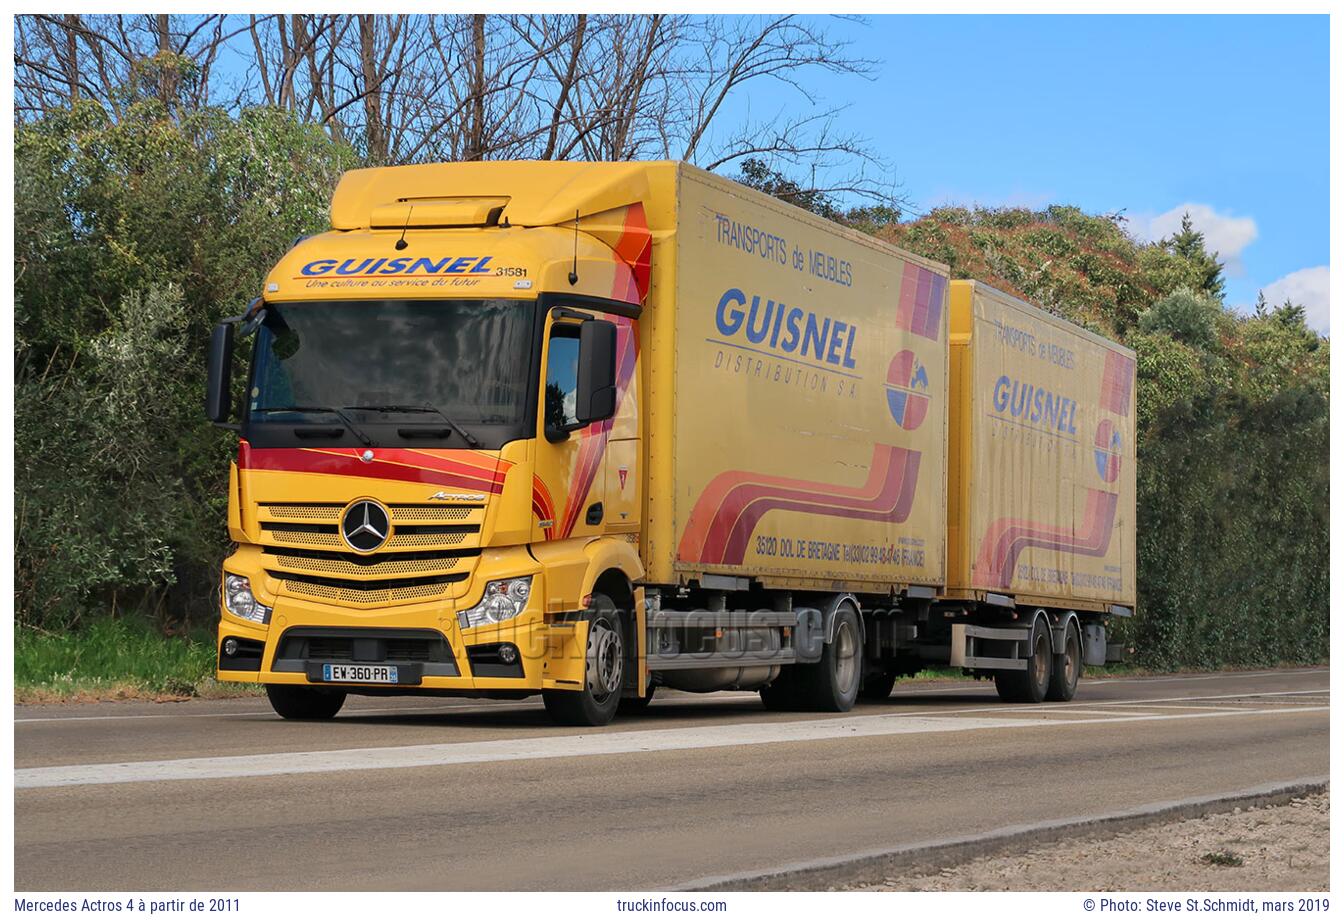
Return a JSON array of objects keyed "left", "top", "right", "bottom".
[
  {"left": 459, "top": 576, "right": 532, "bottom": 630},
  {"left": 223, "top": 574, "right": 272, "bottom": 625}
]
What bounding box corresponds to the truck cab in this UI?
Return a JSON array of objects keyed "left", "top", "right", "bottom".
[{"left": 208, "top": 163, "right": 656, "bottom": 725}]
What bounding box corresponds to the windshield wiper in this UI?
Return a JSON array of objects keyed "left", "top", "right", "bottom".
[
  {"left": 345, "top": 404, "right": 480, "bottom": 448},
  {"left": 254, "top": 405, "right": 372, "bottom": 446}
]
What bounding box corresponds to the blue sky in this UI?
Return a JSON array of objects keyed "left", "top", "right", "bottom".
[{"left": 720, "top": 15, "right": 1329, "bottom": 330}]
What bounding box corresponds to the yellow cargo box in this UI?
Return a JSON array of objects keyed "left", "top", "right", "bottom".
[
  {"left": 946, "top": 281, "right": 1136, "bottom": 611},
  {"left": 648, "top": 166, "right": 950, "bottom": 593}
]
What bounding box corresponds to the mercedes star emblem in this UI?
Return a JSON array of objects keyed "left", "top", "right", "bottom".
[{"left": 341, "top": 499, "right": 391, "bottom": 553}]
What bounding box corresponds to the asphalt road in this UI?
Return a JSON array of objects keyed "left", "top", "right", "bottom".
[{"left": 14, "top": 667, "right": 1329, "bottom": 891}]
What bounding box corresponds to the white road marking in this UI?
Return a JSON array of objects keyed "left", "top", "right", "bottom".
[
  {"left": 12, "top": 700, "right": 537, "bottom": 724},
  {"left": 1016, "top": 708, "right": 1165, "bottom": 717},
  {"left": 887, "top": 668, "right": 1326, "bottom": 694},
  {"left": 14, "top": 674, "right": 1325, "bottom": 724},
  {"left": 12, "top": 692, "right": 765, "bottom": 724},
  {"left": 15, "top": 704, "right": 1328, "bottom": 790},
  {"left": 1069, "top": 688, "right": 1329, "bottom": 706},
  {"left": 1119, "top": 703, "right": 1264, "bottom": 712}
]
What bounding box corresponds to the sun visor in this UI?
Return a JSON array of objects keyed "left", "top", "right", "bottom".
[{"left": 369, "top": 197, "right": 510, "bottom": 229}]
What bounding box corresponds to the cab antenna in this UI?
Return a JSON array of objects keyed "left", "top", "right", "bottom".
[
  {"left": 568, "top": 209, "right": 580, "bottom": 286},
  {"left": 395, "top": 205, "right": 414, "bottom": 250}
]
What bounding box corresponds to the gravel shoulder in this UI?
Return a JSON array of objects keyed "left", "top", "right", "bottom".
[{"left": 845, "top": 793, "right": 1328, "bottom": 892}]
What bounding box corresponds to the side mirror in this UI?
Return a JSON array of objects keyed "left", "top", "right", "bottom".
[
  {"left": 575, "top": 319, "right": 618, "bottom": 425},
  {"left": 205, "top": 321, "right": 236, "bottom": 424}
]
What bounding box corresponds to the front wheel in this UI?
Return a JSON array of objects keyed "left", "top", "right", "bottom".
[
  {"left": 542, "top": 593, "right": 624, "bottom": 726},
  {"left": 794, "top": 602, "right": 863, "bottom": 712},
  {"left": 266, "top": 684, "right": 347, "bottom": 720}
]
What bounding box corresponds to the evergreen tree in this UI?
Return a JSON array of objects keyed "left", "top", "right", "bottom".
[{"left": 1166, "top": 213, "right": 1227, "bottom": 300}]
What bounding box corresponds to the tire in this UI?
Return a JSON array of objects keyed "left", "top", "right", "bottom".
[
  {"left": 994, "top": 619, "right": 1052, "bottom": 704},
  {"left": 794, "top": 602, "right": 863, "bottom": 712},
  {"left": 617, "top": 686, "right": 656, "bottom": 715},
  {"left": 542, "top": 592, "right": 624, "bottom": 726},
  {"left": 1046, "top": 622, "right": 1082, "bottom": 702},
  {"left": 859, "top": 668, "right": 898, "bottom": 702},
  {"left": 265, "top": 684, "right": 347, "bottom": 720}
]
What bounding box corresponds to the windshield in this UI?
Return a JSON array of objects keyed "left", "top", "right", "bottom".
[{"left": 246, "top": 298, "right": 537, "bottom": 448}]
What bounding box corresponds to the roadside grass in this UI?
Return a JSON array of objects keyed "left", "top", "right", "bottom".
[{"left": 15, "top": 617, "right": 261, "bottom": 703}]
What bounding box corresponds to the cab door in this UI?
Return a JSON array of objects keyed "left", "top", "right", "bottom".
[{"left": 532, "top": 312, "right": 606, "bottom": 542}]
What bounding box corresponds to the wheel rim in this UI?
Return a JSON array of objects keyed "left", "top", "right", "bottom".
[
  {"left": 1064, "top": 632, "right": 1079, "bottom": 688},
  {"left": 587, "top": 618, "right": 623, "bottom": 701},
  {"left": 834, "top": 617, "right": 859, "bottom": 694},
  {"left": 1031, "top": 634, "right": 1050, "bottom": 689}
]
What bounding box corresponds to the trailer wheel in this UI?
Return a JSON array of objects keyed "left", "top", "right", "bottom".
[
  {"left": 543, "top": 593, "right": 624, "bottom": 726},
  {"left": 994, "top": 619, "right": 1051, "bottom": 704},
  {"left": 1046, "top": 621, "right": 1082, "bottom": 702},
  {"left": 265, "top": 684, "right": 346, "bottom": 720},
  {"left": 795, "top": 602, "right": 863, "bottom": 712}
]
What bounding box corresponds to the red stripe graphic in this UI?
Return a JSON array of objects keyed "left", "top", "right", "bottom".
[
  {"left": 531, "top": 475, "right": 556, "bottom": 540},
  {"left": 1100, "top": 351, "right": 1135, "bottom": 417},
  {"left": 556, "top": 316, "right": 639, "bottom": 538},
  {"left": 678, "top": 445, "right": 923, "bottom": 567},
  {"left": 971, "top": 489, "right": 1119, "bottom": 589},
  {"left": 239, "top": 444, "right": 508, "bottom": 493},
  {"left": 611, "top": 203, "right": 652, "bottom": 303},
  {"left": 895, "top": 266, "right": 946, "bottom": 342}
]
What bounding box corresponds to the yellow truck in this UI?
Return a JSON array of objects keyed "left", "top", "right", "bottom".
[{"left": 205, "top": 161, "right": 1135, "bottom": 724}]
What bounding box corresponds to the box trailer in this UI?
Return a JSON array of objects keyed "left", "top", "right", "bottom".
[
  {"left": 204, "top": 160, "right": 1133, "bottom": 725},
  {"left": 946, "top": 281, "right": 1136, "bottom": 610},
  {"left": 650, "top": 167, "right": 948, "bottom": 594},
  {"left": 941, "top": 281, "right": 1136, "bottom": 700}
]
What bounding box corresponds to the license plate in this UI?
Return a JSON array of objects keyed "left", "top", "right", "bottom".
[{"left": 321, "top": 663, "right": 399, "bottom": 684}]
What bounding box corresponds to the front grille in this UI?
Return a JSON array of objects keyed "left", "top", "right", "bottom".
[
  {"left": 389, "top": 505, "right": 475, "bottom": 521},
  {"left": 269, "top": 569, "right": 467, "bottom": 605},
  {"left": 260, "top": 503, "right": 344, "bottom": 521},
  {"left": 261, "top": 522, "right": 480, "bottom": 551},
  {"left": 270, "top": 553, "right": 467, "bottom": 576},
  {"left": 262, "top": 546, "right": 473, "bottom": 577},
  {"left": 261, "top": 503, "right": 481, "bottom": 524},
  {"left": 268, "top": 527, "right": 345, "bottom": 548},
  {"left": 388, "top": 531, "right": 471, "bottom": 548}
]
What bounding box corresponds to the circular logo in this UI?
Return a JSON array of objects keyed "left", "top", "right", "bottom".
[
  {"left": 340, "top": 499, "right": 391, "bottom": 553},
  {"left": 1093, "top": 419, "right": 1122, "bottom": 483},
  {"left": 885, "top": 350, "right": 930, "bottom": 431}
]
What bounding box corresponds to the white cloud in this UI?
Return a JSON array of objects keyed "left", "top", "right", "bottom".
[
  {"left": 1137, "top": 203, "right": 1259, "bottom": 276},
  {"left": 1261, "top": 266, "right": 1331, "bottom": 334}
]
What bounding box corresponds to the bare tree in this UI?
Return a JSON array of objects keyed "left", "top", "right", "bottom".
[
  {"left": 15, "top": 13, "right": 898, "bottom": 207},
  {"left": 16, "top": 14, "right": 249, "bottom": 116}
]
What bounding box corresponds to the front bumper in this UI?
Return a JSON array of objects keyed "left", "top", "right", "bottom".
[{"left": 217, "top": 547, "right": 589, "bottom": 693}]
